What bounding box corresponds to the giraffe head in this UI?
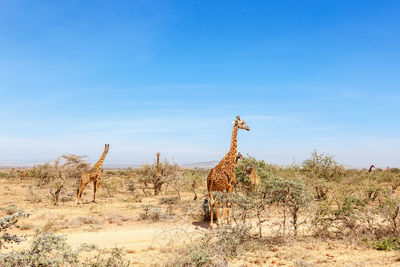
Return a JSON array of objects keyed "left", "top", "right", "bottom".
[
  {"left": 235, "top": 116, "right": 250, "bottom": 131},
  {"left": 104, "top": 144, "right": 110, "bottom": 153},
  {"left": 245, "top": 166, "right": 254, "bottom": 174},
  {"left": 156, "top": 152, "right": 160, "bottom": 159}
]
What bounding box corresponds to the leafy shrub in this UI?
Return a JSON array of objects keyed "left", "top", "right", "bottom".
[
  {"left": 29, "top": 154, "right": 89, "bottom": 205},
  {"left": 377, "top": 193, "right": 400, "bottom": 234},
  {"left": 312, "top": 194, "right": 367, "bottom": 238},
  {"left": 235, "top": 155, "right": 272, "bottom": 187},
  {"left": 0, "top": 231, "right": 130, "bottom": 266},
  {"left": 263, "top": 176, "right": 311, "bottom": 237},
  {"left": 0, "top": 211, "right": 30, "bottom": 249},
  {"left": 302, "top": 150, "right": 345, "bottom": 182},
  {"left": 136, "top": 159, "right": 180, "bottom": 196},
  {"left": 373, "top": 237, "right": 400, "bottom": 251},
  {"left": 182, "top": 168, "right": 208, "bottom": 200}
]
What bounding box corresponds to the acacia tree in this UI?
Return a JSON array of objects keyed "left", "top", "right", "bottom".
[
  {"left": 302, "top": 150, "right": 345, "bottom": 200},
  {"left": 136, "top": 159, "right": 179, "bottom": 196},
  {"left": 30, "top": 155, "right": 89, "bottom": 205}
]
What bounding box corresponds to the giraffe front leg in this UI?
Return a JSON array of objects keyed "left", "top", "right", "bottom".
[
  {"left": 226, "top": 202, "right": 231, "bottom": 224},
  {"left": 216, "top": 203, "right": 221, "bottom": 226},
  {"left": 210, "top": 203, "right": 214, "bottom": 230},
  {"left": 92, "top": 180, "right": 97, "bottom": 203}
]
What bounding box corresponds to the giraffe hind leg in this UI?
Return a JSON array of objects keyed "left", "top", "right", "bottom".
[{"left": 76, "top": 183, "right": 87, "bottom": 205}]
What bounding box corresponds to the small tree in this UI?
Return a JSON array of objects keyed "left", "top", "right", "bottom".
[
  {"left": 263, "top": 176, "right": 311, "bottom": 237},
  {"left": 302, "top": 150, "right": 344, "bottom": 182},
  {"left": 182, "top": 168, "right": 207, "bottom": 200},
  {"left": 136, "top": 159, "right": 179, "bottom": 196},
  {"left": 302, "top": 150, "right": 345, "bottom": 200},
  {"left": 30, "top": 155, "right": 89, "bottom": 205},
  {"left": 235, "top": 155, "right": 271, "bottom": 191}
]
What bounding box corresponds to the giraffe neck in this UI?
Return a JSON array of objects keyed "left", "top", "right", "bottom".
[
  {"left": 368, "top": 165, "right": 374, "bottom": 172},
  {"left": 156, "top": 155, "right": 160, "bottom": 172},
  {"left": 228, "top": 124, "right": 239, "bottom": 162},
  {"left": 93, "top": 149, "right": 108, "bottom": 170}
]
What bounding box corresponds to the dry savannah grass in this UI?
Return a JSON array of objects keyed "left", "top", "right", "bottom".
[{"left": 1, "top": 151, "right": 400, "bottom": 266}]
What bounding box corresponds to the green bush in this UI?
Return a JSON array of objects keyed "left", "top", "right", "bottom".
[
  {"left": 235, "top": 155, "right": 273, "bottom": 193},
  {"left": 302, "top": 150, "right": 345, "bottom": 182},
  {"left": 263, "top": 176, "right": 311, "bottom": 237},
  {"left": 373, "top": 237, "right": 400, "bottom": 251}
]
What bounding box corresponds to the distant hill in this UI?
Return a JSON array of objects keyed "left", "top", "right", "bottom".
[
  {"left": 0, "top": 161, "right": 361, "bottom": 170},
  {"left": 181, "top": 161, "right": 219, "bottom": 169}
]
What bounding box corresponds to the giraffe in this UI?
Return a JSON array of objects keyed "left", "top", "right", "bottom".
[
  {"left": 76, "top": 144, "right": 110, "bottom": 204},
  {"left": 156, "top": 152, "right": 162, "bottom": 177},
  {"left": 245, "top": 167, "right": 261, "bottom": 193},
  {"left": 368, "top": 164, "right": 375, "bottom": 173},
  {"left": 236, "top": 152, "right": 243, "bottom": 163},
  {"left": 20, "top": 170, "right": 28, "bottom": 179},
  {"left": 207, "top": 116, "right": 250, "bottom": 229},
  {"left": 154, "top": 152, "right": 163, "bottom": 195},
  {"left": 383, "top": 166, "right": 390, "bottom": 175}
]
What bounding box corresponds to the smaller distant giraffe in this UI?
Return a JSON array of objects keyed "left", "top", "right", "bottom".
[
  {"left": 368, "top": 164, "right": 375, "bottom": 173},
  {"left": 20, "top": 170, "right": 28, "bottom": 179},
  {"left": 153, "top": 152, "right": 163, "bottom": 195},
  {"left": 245, "top": 167, "right": 261, "bottom": 193},
  {"left": 383, "top": 166, "right": 390, "bottom": 175},
  {"left": 76, "top": 144, "right": 110, "bottom": 204},
  {"left": 156, "top": 152, "right": 162, "bottom": 177},
  {"left": 236, "top": 152, "right": 243, "bottom": 163}
]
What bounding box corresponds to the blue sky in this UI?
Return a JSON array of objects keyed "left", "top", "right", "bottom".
[{"left": 1, "top": 1, "right": 399, "bottom": 167}]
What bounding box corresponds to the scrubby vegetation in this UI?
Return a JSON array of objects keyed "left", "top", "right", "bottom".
[
  {"left": 27, "top": 155, "right": 90, "bottom": 205},
  {"left": 0, "top": 231, "right": 130, "bottom": 266},
  {"left": 1, "top": 150, "right": 400, "bottom": 265}
]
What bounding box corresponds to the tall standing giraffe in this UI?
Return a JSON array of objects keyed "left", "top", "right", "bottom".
[
  {"left": 76, "top": 144, "right": 110, "bottom": 204},
  {"left": 207, "top": 116, "right": 250, "bottom": 229}
]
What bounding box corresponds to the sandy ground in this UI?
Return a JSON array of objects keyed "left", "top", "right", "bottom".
[{"left": 1, "top": 177, "right": 400, "bottom": 266}]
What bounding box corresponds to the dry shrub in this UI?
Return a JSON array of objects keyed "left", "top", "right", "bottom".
[
  {"left": 28, "top": 155, "right": 89, "bottom": 205},
  {"left": 58, "top": 216, "right": 103, "bottom": 230},
  {"left": 25, "top": 186, "right": 42, "bottom": 203},
  {"left": 101, "top": 176, "right": 123, "bottom": 197},
  {"left": 301, "top": 150, "right": 345, "bottom": 201},
  {"left": 167, "top": 224, "right": 262, "bottom": 266},
  {"left": 181, "top": 168, "right": 208, "bottom": 200},
  {"left": 135, "top": 159, "right": 179, "bottom": 196},
  {"left": 1, "top": 205, "right": 22, "bottom": 216},
  {"left": 0, "top": 211, "right": 30, "bottom": 249},
  {"left": 0, "top": 231, "right": 130, "bottom": 266},
  {"left": 139, "top": 204, "right": 176, "bottom": 222},
  {"left": 139, "top": 205, "right": 164, "bottom": 222}
]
